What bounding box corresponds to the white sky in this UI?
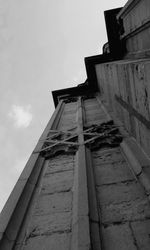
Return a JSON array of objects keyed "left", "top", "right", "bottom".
[{"left": 0, "top": 0, "right": 127, "bottom": 212}]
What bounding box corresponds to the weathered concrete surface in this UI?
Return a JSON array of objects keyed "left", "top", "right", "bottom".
[
  {"left": 93, "top": 148, "right": 124, "bottom": 164},
  {"left": 57, "top": 102, "right": 77, "bottom": 130},
  {"left": 98, "top": 183, "right": 150, "bottom": 224},
  {"left": 13, "top": 152, "right": 75, "bottom": 250},
  {"left": 96, "top": 59, "right": 150, "bottom": 158},
  {"left": 46, "top": 154, "right": 74, "bottom": 173},
  {"left": 94, "top": 161, "right": 134, "bottom": 185},
  {"left": 11, "top": 101, "right": 79, "bottom": 250},
  {"left": 4, "top": 95, "right": 150, "bottom": 250},
  {"left": 42, "top": 170, "right": 73, "bottom": 194},
  {"left": 34, "top": 191, "right": 72, "bottom": 215},
  {"left": 92, "top": 140, "right": 150, "bottom": 249},
  {"left": 102, "top": 223, "right": 137, "bottom": 250},
  {"left": 93, "top": 147, "right": 134, "bottom": 185},
  {"left": 117, "top": 0, "right": 150, "bottom": 54},
  {"left": 131, "top": 219, "right": 150, "bottom": 250},
  {"left": 94, "top": 149, "right": 150, "bottom": 224},
  {"left": 98, "top": 181, "right": 146, "bottom": 205},
  {"left": 84, "top": 98, "right": 107, "bottom": 126},
  {"left": 15, "top": 233, "right": 71, "bottom": 250},
  {"left": 71, "top": 98, "right": 91, "bottom": 250},
  {"left": 28, "top": 212, "right": 71, "bottom": 236}
]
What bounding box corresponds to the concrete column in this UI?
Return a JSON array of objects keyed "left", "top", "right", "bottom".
[
  {"left": 86, "top": 148, "right": 102, "bottom": 250},
  {"left": 71, "top": 97, "right": 91, "bottom": 250}
]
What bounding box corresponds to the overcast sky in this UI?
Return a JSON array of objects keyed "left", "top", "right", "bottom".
[{"left": 0, "top": 0, "right": 127, "bottom": 212}]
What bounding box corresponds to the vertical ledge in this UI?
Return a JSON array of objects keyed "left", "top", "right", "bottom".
[
  {"left": 0, "top": 100, "right": 64, "bottom": 250},
  {"left": 71, "top": 97, "right": 91, "bottom": 250},
  {"left": 86, "top": 148, "right": 102, "bottom": 250}
]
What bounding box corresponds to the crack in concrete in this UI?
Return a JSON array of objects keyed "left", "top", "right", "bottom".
[
  {"left": 129, "top": 222, "right": 140, "bottom": 250},
  {"left": 27, "top": 229, "right": 71, "bottom": 239},
  {"left": 96, "top": 179, "right": 136, "bottom": 187},
  {"left": 41, "top": 188, "right": 72, "bottom": 196},
  {"left": 100, "top": 196, "right": 148, "bottom": 207},
  {"left": 34, "top": 210, "right": 72, "bottom": 217},
  {"left": 44, "top": 168, "right": 73, "bottom": 175},
  {"left": 102, "top": 217, "right": 150, "bottom": 228}
]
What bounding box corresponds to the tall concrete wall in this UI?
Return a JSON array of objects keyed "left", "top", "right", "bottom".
[
  {"left": 1, "top": 1, "right": 150, "bottom": 249},
  {"left": 0, "top": 101, "right": 80, "bottom": 250},
  {"left": 0, "top": 98, "right": 92, "bottom": 250},
  {"left": 13, "top": 102, "right": 78, "bottom": 250},
  {"left": 2, "top": 93, "right": 150, "bottom": 249},
  {"left": 96, "top": 59, "right": 150, "bottom": 158},
  {"left": 0, "top": 96, "right": 109, "bottom": 250}
]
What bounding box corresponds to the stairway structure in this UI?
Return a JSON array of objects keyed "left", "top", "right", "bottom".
[{"left": 1, "top": 0, "right": 150, "bottom": 249}]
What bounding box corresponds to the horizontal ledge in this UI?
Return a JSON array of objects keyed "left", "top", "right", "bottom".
[
  {"left": 117, "top": 0, "right": 140, "bottom": 18},
  {"left": 120, "top": 18, "right": 150, "bottom": 40}
]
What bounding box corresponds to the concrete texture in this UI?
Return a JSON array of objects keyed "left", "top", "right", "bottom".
[
  {"left": 92, "top": 132, "right": 150, "bottom": 249},
  {"left": 28, "top": 212, "right": 71, "bottom": 236},
  {"left": 2, "top": 2, "right": 150, "bottom": 249},
  {"left": 34, "top": 191, "right": 72, "bottom": 215},
  {"left": 96, "top": 59, "right": 150, "bottom": 158},
  {"left": 46, "top": 154, "right": 74, "bottom": 173},
  {"left": 102, "top": 223, "right": 137, "bottom": 250},
  {"left": 131, "top": 219, "right": 150, "bottom": 250},
  {"left": 71, "top": 98, "right": 91, "bottom": 250},
  {"left": 41, "top": 170, "right": 73, "bottom": 194},
  {"left": 13, "top": 150, "right": 75, "bottom": 250},
  {"left": 117, "top": 0, "right": 150, "bottom": 54},
  {"left": 57, "top": 102, "right": 77, "bottom": 131},
  {"left": 2, "top": 94, "right": 150, "bottom": 250},
  {"left": 10, "top": 101, "right": 80, "bottom": 250},
  {"left": 99, "top": 186, "right": 150, "bottom": 224},
  {"left": 84, "top": 98, "right": 107, "bottom": 126},
  {"left": 15, "top": 233, "right": 71, "bottom": 250}
]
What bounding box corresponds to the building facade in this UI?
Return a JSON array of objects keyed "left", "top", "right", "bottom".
[{"left": 1, "top": 0, "right": 150, "bottom": 249}]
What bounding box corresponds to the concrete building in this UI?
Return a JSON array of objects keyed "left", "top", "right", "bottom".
[{"left": 1, "top": 0, "right": 150, "bottom": 249}]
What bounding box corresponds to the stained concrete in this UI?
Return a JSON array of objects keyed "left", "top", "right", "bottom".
[
  {"left": 13, "top": 152, "right": 75, "bottom": 250},
  {"left": 131, "top": 219, "right": 150, "bottom": 250},
  {"left": 92, "top": 141, "right": 150, "bottom": 249},
  {"left": 102, "top": 223, "right": 137, "bottom": 250},
  {"left": 3, "top": 96, "right": 150, "bottom": 250},
  {"left": 15, "top": 233, "right": 71, "bottom": 250}
]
